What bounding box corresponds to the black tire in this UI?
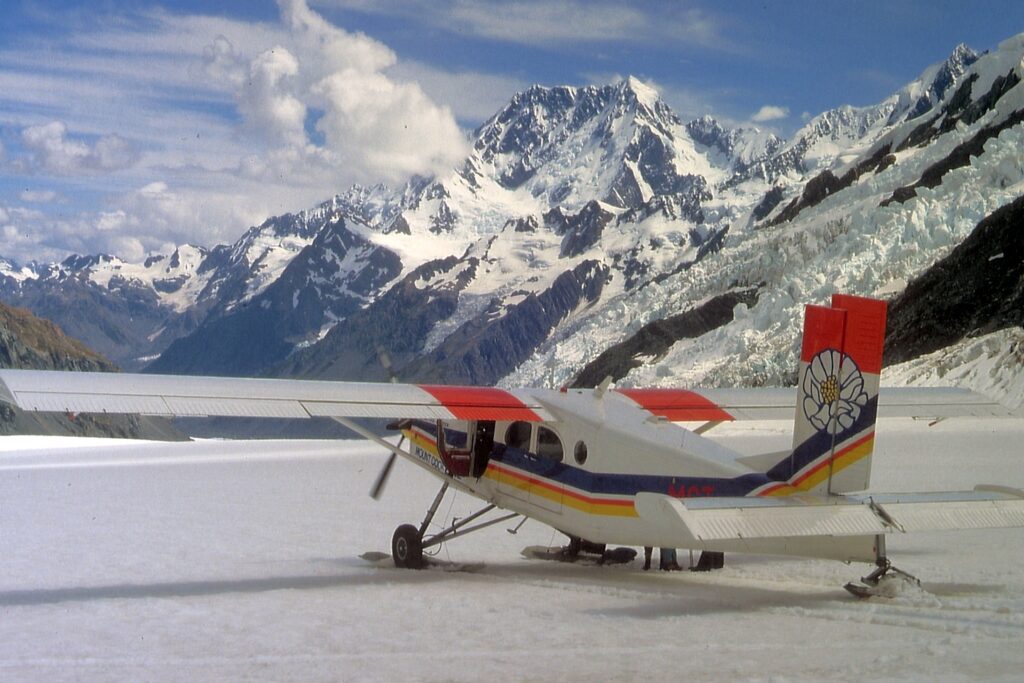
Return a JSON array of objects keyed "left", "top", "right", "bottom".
[{"left": 392, "top": 524, "right": 424, "bottom": 569}]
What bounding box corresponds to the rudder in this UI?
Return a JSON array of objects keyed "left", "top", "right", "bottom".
[{"left": 768, "top": 294, "right": 887, "bottom": 494}]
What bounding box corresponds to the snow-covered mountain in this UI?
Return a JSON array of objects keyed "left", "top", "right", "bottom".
[{"left": 3, "top": 34, "right": 1023, "bottom": 404}]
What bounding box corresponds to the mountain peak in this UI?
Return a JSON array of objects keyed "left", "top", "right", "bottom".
[{"left": 619, "top": 75, "right": 660, "bottom": 104}]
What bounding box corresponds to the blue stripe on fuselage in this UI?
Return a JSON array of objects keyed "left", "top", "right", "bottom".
[{"left": 407, "top": 420, "right": 772, "bottom": 500}]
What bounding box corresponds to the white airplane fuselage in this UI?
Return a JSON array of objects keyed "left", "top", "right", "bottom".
[{"left": 397, "top": 387, "right": 797, "bottom": 550}]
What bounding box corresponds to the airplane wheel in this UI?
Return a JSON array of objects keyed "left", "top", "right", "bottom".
[{"left": 392, "top": 524, "right": 424, "bottom": 569}]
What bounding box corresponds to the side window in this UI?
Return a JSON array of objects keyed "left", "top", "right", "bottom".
[
  {"left": 504, "top": 421, "right": 532, "bottom": 451},
  {"left": 536, "top": 426, "right": 563, "bottom": 462},
  {"left": 574, "top": 441, "right": 588, "bottom": 465}
]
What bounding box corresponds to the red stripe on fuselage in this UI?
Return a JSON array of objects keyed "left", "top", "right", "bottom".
[
  {"left": 615, "top": 388, "right": 733, "bottom": 422},
  {"left": 418, "top": 385, "right": 543, "bottom": 421}
]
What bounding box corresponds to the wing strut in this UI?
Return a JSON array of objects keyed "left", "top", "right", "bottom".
[{"left": 329, "top": 416, "right": 412, "bottom": 500}]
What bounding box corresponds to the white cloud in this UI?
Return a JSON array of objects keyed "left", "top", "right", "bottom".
[
  {"left": 19, "top": 121, "right": 139, "bottom": 175},
  {"left": 314, "top": 71, "right": 467, "bottom": 181},
  {"left": 0, "top": 0, "right": 477, "bottom": 262},
  {"left": 277, "top": 0, "right": 468, "bottom": 180},
  {"left": 238, "top": 47, "right": 308, "bottom": 148},
  {"left": 751, "top": 105, "right": 789, "bottom": 122},
  {"left": 18, "top": 190, "right": 60, "bottom": 203}
]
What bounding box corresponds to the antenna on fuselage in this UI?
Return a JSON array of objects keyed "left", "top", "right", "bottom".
[{"left": 594, "top": 375, "right": 614, "bottom": 399}]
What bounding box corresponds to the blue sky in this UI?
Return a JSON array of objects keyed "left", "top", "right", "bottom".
[{"left": 1, "top": 0, "right": 1023, "bottom": 264}]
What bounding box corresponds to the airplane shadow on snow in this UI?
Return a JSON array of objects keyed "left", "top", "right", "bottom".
[{"left": 0, "top": 558, "right": 455, "bottom": 607}]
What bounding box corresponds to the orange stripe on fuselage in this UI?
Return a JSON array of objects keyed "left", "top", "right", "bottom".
[{"left": 483, "top": 461, "right": 638, "bottom": 517}]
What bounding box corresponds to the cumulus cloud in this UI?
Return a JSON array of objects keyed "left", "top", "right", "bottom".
[
  {"left": 751, "top": 105, "right": 790, "bottom": 122},
  {"left": 238, "top": 47, "right": 308, "bottom": 148},
  {"left": 19, "top": 121, "right": 139, "bottom": 175},
  {"left": 2, "top": 0, "right": 473, "bottom": 263},
  {"left": 214, "top": 0, "right": 468, "bottom": 183}
]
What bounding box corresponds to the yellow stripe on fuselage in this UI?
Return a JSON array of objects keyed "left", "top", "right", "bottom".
[
  {"left": 780, "top": 432, "right": 875, "bottom": 494},
  {"left": 483, "top": 462, "right": 638, "bottom": 517}
]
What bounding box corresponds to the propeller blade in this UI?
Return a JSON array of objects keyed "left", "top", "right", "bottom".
[{"left": 370, "top": 452, "right": 397, "bottom": 500}]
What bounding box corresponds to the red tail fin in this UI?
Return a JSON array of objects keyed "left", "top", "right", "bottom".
[{"left": 777, "top": 295, "right": 887, "bottom": 494}]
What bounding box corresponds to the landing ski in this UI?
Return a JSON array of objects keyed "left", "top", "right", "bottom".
[
  {"left": 521, "top": 545, "right": 637, "bottom": 565},
  {"left": 359, "top": 551, "right": 485, "bottom": 573}
]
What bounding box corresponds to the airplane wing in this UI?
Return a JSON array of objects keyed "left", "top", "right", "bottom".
[
  {"left": 616, "top": 386, "right": 1019, "bottom": 421},
  {"left": 635, "top": 487, "right": 1024, "bottom": 542},
  {"left": 0, "top": 369, "right": 1015, "bottom": 423},
  {"left": 0, "top": 369, "right": 553, "bottom": 422}
]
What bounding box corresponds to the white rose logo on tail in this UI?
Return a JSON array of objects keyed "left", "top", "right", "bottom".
[{"left": 802, "top": 349, "right": 868, "bottom": 435}]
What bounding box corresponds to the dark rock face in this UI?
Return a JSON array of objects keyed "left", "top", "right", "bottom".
[
  {"left": 149, "top": 218, "right": 402, "bottom": 377},
  {"left": 276, "top": 257, "right": 609, "bottom": 387},
  {"left": 571, "top": 287, "right": 760, "bottom": 388},
  {"left": 0, "top": 302, "right": 183, "bottom": 439},
  {"left": 560, "top": 201, "right": 616, "bottom": 257},
  {"left": 899, "top": 67, "right": 1019, "bottom": 153},
  {"left": 429, "top": 200, "right": 458, "bottom": 234},
  {"left": 884, "top": 194, "right": 1024, "bottom": 365},
  {"left": 506, "top": 216, "right": 539, "bottom": 233},
  {"left": 403, "top": 260, "right": 610, "bottom": 385},
  {"left": 752, "top": 186, "right": 786, "bottom": 223},
  {"left": 276, "top": 256, "right": 478, "bottom": 381}
]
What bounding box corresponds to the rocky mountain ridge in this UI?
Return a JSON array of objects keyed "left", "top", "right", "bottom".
[{"left": 2, "top": 35, "right": 1022, "bottom": 404}]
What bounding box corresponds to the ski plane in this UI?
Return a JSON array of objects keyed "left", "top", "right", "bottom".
[{"left": 2, "top": 293, "right": 1023, "bottom": 595}]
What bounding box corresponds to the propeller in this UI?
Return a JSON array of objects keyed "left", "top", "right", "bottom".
[
  {"left": 369, "top": 434, "right": 404, "bottom": 500},
  {"left": 368, "top": 345, "right": 404, "bottom": 501}
]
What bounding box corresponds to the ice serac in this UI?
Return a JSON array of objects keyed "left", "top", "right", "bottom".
[{"left": 514, "top": 34, "right": 1024, "bottom": 396}]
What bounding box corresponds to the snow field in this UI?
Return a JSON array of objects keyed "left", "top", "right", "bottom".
[{"left": 1, "top": 420, "right": 1023, "bottom": 682}]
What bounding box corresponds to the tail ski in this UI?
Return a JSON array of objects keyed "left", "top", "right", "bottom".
[{"left": 767, "top": 294, "right": 887, "bottom": 495}]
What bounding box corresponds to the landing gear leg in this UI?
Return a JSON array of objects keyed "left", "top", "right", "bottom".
[
  {"left": 390, "top": 482, "right": 448, "bottom": 569},
  {"left": 843, "top": 535, "right": 920, "bottom": 598},
  {"left": 390, "top": 481, "right": 518, "bottom": 569}
]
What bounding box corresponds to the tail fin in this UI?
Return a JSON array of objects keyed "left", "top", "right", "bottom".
[{"left": 768, "top": 294, "right": 887, "bottom": 495}]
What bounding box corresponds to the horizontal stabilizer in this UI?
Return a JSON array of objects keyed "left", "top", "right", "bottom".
[
  {"left": 619, "top": 386, "right": 1018, "bottom": 421},
  {"left": 635, "top": 487, "right": 1024, "bottom": 542}
]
